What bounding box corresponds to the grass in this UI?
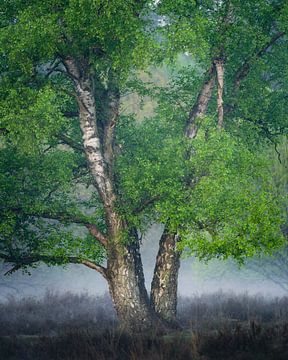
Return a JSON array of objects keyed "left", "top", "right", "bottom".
[{"left": 1, "top": 290, "right": 288, "bottom": 359}]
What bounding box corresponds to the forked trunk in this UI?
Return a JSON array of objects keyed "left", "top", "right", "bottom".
[
  {"left": 151, "top": 227, "right": 181, "bottom": 324},
  {"left": 63, "top": 57, "right": 173, "bottom": 332},
  {"left": 107, "top": 228, "right": 164, "bottom": 332}
]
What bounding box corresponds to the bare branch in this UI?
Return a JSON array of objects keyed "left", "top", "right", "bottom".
[{"left": 82, "top": 260, "right": 107, "bottom": 279}]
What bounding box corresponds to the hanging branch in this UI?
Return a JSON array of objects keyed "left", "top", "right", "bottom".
[
  {"left": 233, "top": 31, "right": 285, "bottom": 94},
  {"left": 3, "top": 207, "right": 108, "bottom": 247},
  {"left": 0, "top": 253, "right": 107, "bottom": 279}
]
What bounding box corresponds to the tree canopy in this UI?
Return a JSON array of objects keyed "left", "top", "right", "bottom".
[{"left": 0, "top": 0, "right": 287, "bottom": 270}]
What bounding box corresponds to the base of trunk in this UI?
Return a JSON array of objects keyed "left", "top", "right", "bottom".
[
  {"left": 150, "top": 228, "right": 181, "bottom": 325},
  {"left": 107, "top": 230, "right": 170, "bottom": 333}
]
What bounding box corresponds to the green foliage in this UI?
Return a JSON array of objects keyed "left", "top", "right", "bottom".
[
  {"left": 115, "top": 113, "right": 185, "bottom": 229},
  {"left": 116, "top": 105, "right": 285, "bottom": 261},
  {"left": 0, "top": 0, "right": 287, "bottom": 271},
  {"left": 0, "top": 144, "right": 105, "bottom": 265},
  {"left": 156, "top": 0, "right": 286, "bottom": 62},
  {"left": 0, "top": 85, "right": 70, "bottom": 153},
  {"left": 177, "top": 127, "right": 285, "bottom": 261},
  {"left": 0, "top": 0, "right": 154, "bottom": 78},
  {"left": 0, "top": 0, "right": 155, "bottom": 269}
]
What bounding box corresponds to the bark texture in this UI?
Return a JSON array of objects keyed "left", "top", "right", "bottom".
[
  {"left": 151, "top": 228, "right": 181, "bottom": 324},
  {"left": 64, "top": 57, "right": 120, "bottom": 235},
  {"left": 63, "top": 57, "right": 165, "bottom": 333},
  {"left": 215, "top": 59, "right": 224, "bottom": 129},
  {"left": 149, "top": 30, "right": 286, "bottom": 328},
  {"left": 151, "top": 67, "right": 217, "bottom": 322},
  {"left": 107, "top": 229, "right": 163, "bottom": 332}
]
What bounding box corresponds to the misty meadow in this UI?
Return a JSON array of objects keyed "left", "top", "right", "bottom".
[{"left": 0, "top": 0, "right": 288, "bottom": 359}]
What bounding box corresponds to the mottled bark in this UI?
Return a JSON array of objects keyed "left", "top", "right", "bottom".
[
  {"left": 107, "top": 229, "right": 163, "bottom": 332},
  {"left": 63, "top": 57, "right": 121, "bottom": 236},
  {"left": 150, "top": 29, "right": 286, "bottom": 329},
  {"left": 215, "top": 59, "right": 224, "bottom": 129},
  {"left": 151, "top": 227, "right": 181, "bottom": 324},
  {"left": 151, "top": 66, "right": 216, "bottom": 322},
  {"left": 63, "top": 57, "right": 166, "bottom": 333}
]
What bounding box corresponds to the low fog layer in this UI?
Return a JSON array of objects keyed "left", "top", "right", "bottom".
[{"left": 0, "top": 224, "right": 286, "bottom": 300}]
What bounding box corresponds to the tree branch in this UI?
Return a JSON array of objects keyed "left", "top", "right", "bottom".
[
  {"left": 62, "top": 111, "right": 79, "bottom": 118},
  {"left": 4, "top": 207, "right": 108, "bottom": 247},
  {"left": 58, "top": 134, "right": 85, "bottom": 152},
  {"left": 0, "top": 253, "right": 107, "bottom": 279},
  {"left": 214, "top": 59, "right": 225, "bottom": 129},
  {"left": 85, "top": 224, "right": 108, "bottom": 247},
  {"left": 233, "top": 31, "right": 285, "bottom": 93},
  {"left": 81, "top": 259, "right": 107, "bottom": 278},
  {"left": 185, "top": 64, "right": 216, "bottom": 139},
  {"left": 133, "top": 195, "right": 161, "bottom": 215},
  {"left": 43, "top": 214, "right": 108, "bottom": 247},
  {"left": 41, "top": 212, "right": 108, "bottom": 247}
]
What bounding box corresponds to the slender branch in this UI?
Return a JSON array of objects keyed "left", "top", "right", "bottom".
[
  {"left": 233, "top": 31, "right": 285, "bottom": 93},
  {"left": 4, "top": 207, "right": 108, "bottom": 247},
  {"left": 1, "top": 254, "right": 107, "bottom": 279},
  {"left": 62, "top": 111, "right": 79, "bottom": 118},
  {"left": 86, "top": 224, "right": 108, "bottom": 247},
  {"left": 45, "top": 59, "right": 62, "bottom": 78},
  {"left": 133, "top": 195, "right": 161, "bottom": 215},
  {"left": 58, "top": 134, "right": 84, "bottom": 152},
  {"left": 41, "top": 213, "right": 108, "bottom": 247},
  {"left": 44, "top": 214, "right": 108, "bottom": 247},
  {"left": 185, "top": 64, "right": 216, "bottom": 139},
  {"left": 82, "top": 260, "right": 107, "bottom": 278}
]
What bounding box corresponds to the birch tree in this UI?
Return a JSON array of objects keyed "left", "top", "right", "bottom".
[{"left": 0, "top": 0, "right": 287, "bottom": 332}]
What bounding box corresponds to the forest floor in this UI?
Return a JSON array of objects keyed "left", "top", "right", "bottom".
[{"left": 1, "top": 291, "right": 288, "bottom": 359}]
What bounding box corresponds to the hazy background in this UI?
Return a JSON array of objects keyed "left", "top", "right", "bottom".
[
  {"left": 1, "top": 223, "right": 286, "bottom": 301},
  {"left": 1, "top": 59, "right": 287, "bottom": 302}
]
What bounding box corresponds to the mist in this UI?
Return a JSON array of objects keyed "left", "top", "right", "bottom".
[{"left": 1, "top": 224, "right": 286, "bottom": 301}]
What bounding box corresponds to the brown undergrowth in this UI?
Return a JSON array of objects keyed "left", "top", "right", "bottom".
[{"left": 1, "top": 291, "right": 288, "bottom": 359}]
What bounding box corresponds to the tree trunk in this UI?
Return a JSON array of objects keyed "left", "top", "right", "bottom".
[
  {"left": 63, "top": 58, "right": 165, "bottom": 332},
  {"left": 215, "top": 59, "right": 224, "bottom": 129},
  {"left": 150, "top": 66, "right": 216, "bottom": 323},
  {"left": 150, "top": 226, "right": 181, "bottom": 325},
  {"left": 107, "top": 228, "right": 165, "bottom": 332},
  {"left": 185, "top": 65, "right": 216, "bottom": 139}
]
